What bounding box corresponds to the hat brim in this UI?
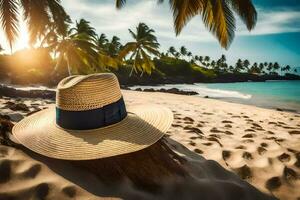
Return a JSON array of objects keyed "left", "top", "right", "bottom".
[{"left": 12, "top": 104, "right": 173, "bottom": 160}]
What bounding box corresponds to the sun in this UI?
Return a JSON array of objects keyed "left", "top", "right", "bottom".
[{"left": 15, "top": 20, "right": 30, "bottom": 51}]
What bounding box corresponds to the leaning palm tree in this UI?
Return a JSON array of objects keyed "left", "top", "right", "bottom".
[
  {"left": 116, "top": 0, "right": 257, "bottom": 49},
  {"left": 95, "top": 33, "right": 109, "bottom": 51},
  {"left": 179, "top": 46, "right": 187, "bottom": 58},
  {"left": 0, "top": 0, "right": 68, "bottom": 51},
  {"left": 106, "top": 36, "right": 122, "bottom": 57},
  {"left": 168, "top": 46, "right": 176, "bottom": 57},
  {"left": 70, "top": 19, "right": 97, "bottom": 39},
  {"left": 118, "top": 23, "right": 160, "bottom": 76}
]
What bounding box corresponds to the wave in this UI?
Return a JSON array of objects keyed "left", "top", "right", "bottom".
[{"left": 130, "top": 84, "right": 252, "bottom": 99}]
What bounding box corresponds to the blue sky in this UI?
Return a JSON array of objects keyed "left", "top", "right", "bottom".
[{"left": 1, "top": 0, "right": 300, "bottom": 69}]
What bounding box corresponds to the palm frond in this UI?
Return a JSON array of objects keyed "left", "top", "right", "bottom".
[
  {"left": 169, "top": 0, "right": 203, "bottom": 35},
  {"left": 0, "top": 0, "right": 19, "bottom": 51},
  {"left": 116, "top": 0, "right": 126, "bottom": 9},
  {"left": 228, "top": 0, "right": 257, "bottom": 30},
  {"left": 118, "top": 42, "right": 136, "bottom": 59}
]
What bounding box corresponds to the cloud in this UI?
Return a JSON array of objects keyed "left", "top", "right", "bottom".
[
  {"left": 62, "top": 0, "right": 300, "bottom": 43},
  {"left": 238, "top": 9, "right": 300, "bottom": 35}
]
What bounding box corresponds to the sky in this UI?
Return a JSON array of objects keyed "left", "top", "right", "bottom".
[{"left": 1, "top": 0, "right": 300, "bottom": 69}]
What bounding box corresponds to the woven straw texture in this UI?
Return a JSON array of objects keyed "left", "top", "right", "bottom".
[
  {"left": 56, "top": 73, "right": 122, "bottom": 111},
  {"left": 12, "top": 73, "right": 173, "bottom": 160},
  {"left": 13, "top": 105, "right": 173, "bottom": 160}
]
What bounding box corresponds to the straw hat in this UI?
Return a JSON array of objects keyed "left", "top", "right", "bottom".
[{"left": 12, "top": 73, "right": 173, "bottom": 160}]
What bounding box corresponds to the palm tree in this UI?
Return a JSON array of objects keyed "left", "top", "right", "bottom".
[
  {"left": 234, "top": 59, "right": 243, "bottom": 73},
  {"left": 106, "top": 36, "right": 122, "bottom": 57},
  {"left": 179, "top": 46, "right": 187, "bottom": 58},
  {"left": 243, "top": 59, "right": 250, "bottom": 72},
  {"left": 187, "top": 51, "right": 193, "bottom": 61},
  {"left": 118, "top": 23, "right": 160, "bottom": 76},
  {"left": 267, "top": 63, "right": 273, "bottom": 74},
  {"left": 49, "top": 26, "right": 98, "bottom": 75},
  {"left": 285, "top": 65, "right": 291, "bottom": 72},
  {"left": 273, "top": 62, "right": 280, "bottom": 74},
  {"left": 259, "top": 63, "right": 264, "bottom": 74},
  {"left": 70, "top": 19, "right": 97, "bottom": 38},
  {"left": 95, "top": 33, "right": 109, "bottom": 51},
  {"left": 0, "top": 0, "right": 69, "bottom": 51},
  {"left": 168, "top": 46, "right": 176, "bottom": 57},
  {"left": 116, "top": 0, "right": 257, "bottom": 49}
]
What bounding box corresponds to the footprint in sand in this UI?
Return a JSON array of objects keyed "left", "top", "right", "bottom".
[
  {"left": 203, "top": 112, "right": 213, "bottom": 115},
  {"left": 235, "top": 165, "right": 252, "bottom": 180},
  {"left": 243, "top": 139, "right": 254, "bottom": 143},
  {"left": 210, "top": 127, "right": 223, "bottom": 133},
  {"left": 245, "top": 129, "right": 256, "bottom": 132},
  {"left": 242, "top": 152, "right": 253, "bottom": 160},
  {"left": 224, "top": 124, "right": 232, "bottom": 128},
  {"left": 267, "top": 131, "right": 275, "bottom": 135},
  {"left": 261, "top": 143, "right": 268, "bottom": 148},
  {"left": 268, "top": 122, "right": 277, "bottom": 125},
  {"left": 257, "top": 147, "right": 267, "bottom": 155},
  {"left": 190, "top": 136, "right": 202, "bottom": 140},
  {"left": 189, "top": 141, "right": 196, "bottom": 146},
  {"left": 62, "top": 186, "right": 77, "bottom": 198},
  {"left": 242, "top": 133, "right": 256, "bottom": 138},
  {"left": 171, "top": 124, "right": 183, "bottom": 128},
  {"left": 235, "top": 145, "right": 246, "bottom": 150},
  {"left": 209, "top": 134, "right": 221, "bottom": 139},
  {"left": 22, "top": 164, "right": 42, "bottom": 179},
  {"left": 194, "top": 149, "right": 203, "bottom": 154},
  {"left": 207, "top": 137, "right": 223, "bottom": 147},
  {"left": 183, "top": 117, "right": 194, "bottom": 122},
  {"left": 224, "top": 131, "right": 234, "bottom": 135},
  {"left": 266, "top": 177, "right": 281, "bottom": 191},
  {"left": 183, "top": 126, "right": 203, "bottom": 135},
  {"left": 222, "top": 120, "right": 233, "bottom": 124},
  {"left": 35, "top": 183, "right": 50, "bottom": 200},
  {"left": 202, "top": 142, "right": 213, "bottom": 146},
  {"left": 196, "top": 123, "right": 204, "bottom": 128},
  {"left": 222, "top": 150, "right": 231, "bottom": 161},
  {"left": 283, "top": 166, "right": 298, "bottom": 183},
  {"left": 289, "top": 130, "right": 300, "bottom": 135},
  {"left": 278, "top": 153, "right": 291, "bottom": 162}
]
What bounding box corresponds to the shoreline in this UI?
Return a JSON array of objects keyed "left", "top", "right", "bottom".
[{"left": 1, "top": 83, "right": 300, "bottom": 114}]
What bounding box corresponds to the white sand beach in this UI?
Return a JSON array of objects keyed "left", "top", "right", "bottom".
[{"left": 0, "top": 90, "right": 300, "bottom": 200}]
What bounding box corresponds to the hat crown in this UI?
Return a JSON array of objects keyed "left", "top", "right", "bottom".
[{"left": 56, "top": 73, "right": 122, "bottom": 111}]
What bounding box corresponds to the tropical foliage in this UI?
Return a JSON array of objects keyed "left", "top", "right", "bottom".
[
  {"left": 116, "top": 0, "right": 257, "bottom": 49},
  {"left": 118, "top": 23, "right": 160, "bottom": 76},
  {"left": 0, "top": 0, "right": 69, "bottom": 50}
]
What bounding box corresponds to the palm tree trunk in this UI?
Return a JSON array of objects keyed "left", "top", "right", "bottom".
[
  {"left": 129, "top": 66, "right": 134, "bottom": 77},
  {"left": 66, "top": 57, "right": 72, "bottom": 75}
]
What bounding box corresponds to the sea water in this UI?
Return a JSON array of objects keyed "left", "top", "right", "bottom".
[{"left": 130, "top": 80, "right": 300, "bottom": 113}]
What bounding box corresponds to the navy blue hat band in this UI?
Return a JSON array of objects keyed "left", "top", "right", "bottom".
[{"left": 56, "top": 97, "right": 127, "bottom": 130}]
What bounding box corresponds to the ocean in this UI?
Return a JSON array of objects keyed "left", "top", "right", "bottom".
[{"left": 130, "top": 80, "right": 300, "bottom": 113}]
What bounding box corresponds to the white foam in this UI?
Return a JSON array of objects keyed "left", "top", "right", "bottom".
[{"left": 130, "top": 84, "right": 252, "bottom": 99}]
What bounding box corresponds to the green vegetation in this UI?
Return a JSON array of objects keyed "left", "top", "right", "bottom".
[{"left": 0, "top": 1, "right": 299, "bottom": 86}]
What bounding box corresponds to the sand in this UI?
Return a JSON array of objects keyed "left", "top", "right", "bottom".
[{"left": 1, "top": 90, "right": 300, "bottom": 200}]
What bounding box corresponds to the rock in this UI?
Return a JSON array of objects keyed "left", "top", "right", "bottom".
[
  {"left": 139, "top": 87, "right": 198, "bottom": 96},
  {"left": 143, "top": 88, "right": 155, "bottom": 92},
  {"left": 7, "top": 113, "right": 24, "bottom": 122},
  {"left": 0, "top": 85, "right": 55, "bottom": 99},
  {"left": 7, "top": 102, "right": 29, "bottom": 112}
]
